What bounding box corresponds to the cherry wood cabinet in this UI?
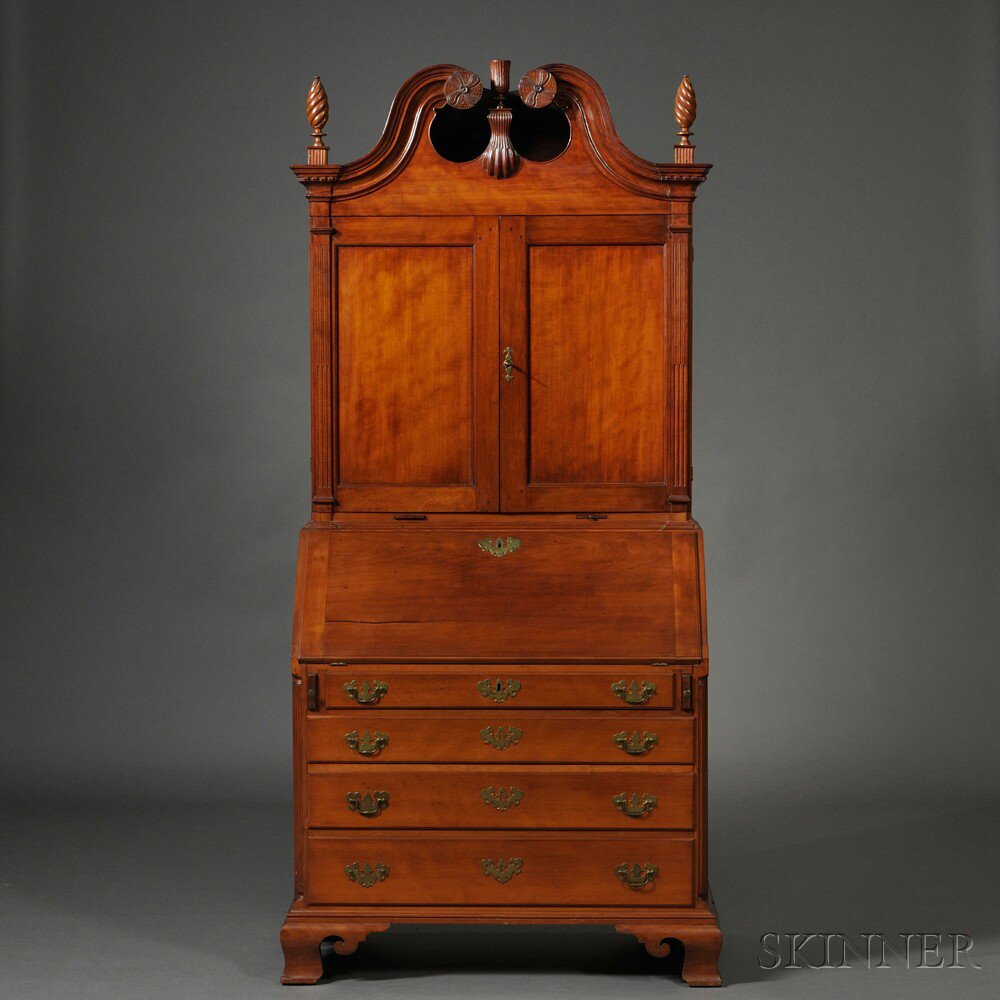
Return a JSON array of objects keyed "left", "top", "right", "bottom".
[{"left": 281, "top": 61, "right": 721, "bottom": 987}]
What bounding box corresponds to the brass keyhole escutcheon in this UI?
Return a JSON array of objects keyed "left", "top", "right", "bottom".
[
  {"left": 477, "top": 677, "right": 521, "bottom": 703},
  {"left": 502, "top": 345, "right": 514, "bottom": 382},
  {"left": 345, "top": 861, "right": 389, "bottom": 887},
  {"left": 478, "top": 536, "right": 521, "bottom": 558},
  {"left": 481, "top": 786, "right": 525, "bottom": 811},
  {"left": 482, "top": 857, "right": 523, "bottom": 884},
  {"left": 479, "top": 725, "right": 523, "bottom": 750}
]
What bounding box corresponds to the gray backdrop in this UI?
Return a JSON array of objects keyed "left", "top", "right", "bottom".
[{"left": 1, "top": 1, "right": 998, "bottom": 997}]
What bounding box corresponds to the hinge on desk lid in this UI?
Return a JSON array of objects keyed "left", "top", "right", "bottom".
[
  {"left": 306, "top": 672, "right": 319, "bottom": 712},
  {"left": 681, "top": 673, "right": 693, "bottom": 713},
  {"left": 575, "top": 513, "right": 608, "bottom": 520}
]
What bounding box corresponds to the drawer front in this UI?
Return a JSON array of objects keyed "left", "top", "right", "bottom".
[
  {"left": 306, "top": 711, "right": 694, "bottom": 764},
  {"left": 306, "top": 831, "right": 694, "bottom": 907},
  {"left": 306, "top": 764, "right": 695, "bottom": 830},
  {"left": 319, "top": 664, "right": 678, "bottom": 710}
]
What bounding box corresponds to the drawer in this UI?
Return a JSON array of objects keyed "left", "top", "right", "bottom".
[
  {"left": 317, "top": 664, "right": 679, "bottom": 710},
  {"left": 306, "top": 764, "right": 695, "bottom": 830},
  {"left": 306, "top": 711, "right": 694, "bottom": 764},
  {"left": 306, "top": 831, "right": 694, "bottom": 907}
]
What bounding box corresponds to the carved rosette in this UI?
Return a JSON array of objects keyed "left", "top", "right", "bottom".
[
  {"left": 518, "top": 67, "right": 557, "bottom": 108},
  {"left": 673, "top": 75, "right": 696, "bottom": 164},
  {"left": 306, "top": 76, "right": 329, "bottom": 165},
  {"left": 443, "top": 68, "right": 483, "bottom": 109}
]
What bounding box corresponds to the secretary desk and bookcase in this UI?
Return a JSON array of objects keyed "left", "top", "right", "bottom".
[{"left": 280, "top": 60, "right": 722, "bottom": 988}]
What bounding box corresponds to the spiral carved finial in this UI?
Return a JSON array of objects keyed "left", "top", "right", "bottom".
[
  {"left": 673, "top": 75, "right": 697, "bottom": 163},
  {"left": 306, "top": 76, "right": 329, "bottom": 164}
]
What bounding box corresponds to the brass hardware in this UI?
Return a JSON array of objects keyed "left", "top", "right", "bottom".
[
  {"left": 345, "top": 861, "right": 389, "bottom": 887},
  {"left": 615, "top": 862, "right": 659, "bottom": 889},
  {"left": 612, "top": 792, "right": 658, "bottom": 818},
  {"left": 575, "top": 513, "right": 607, "bottom": 520},
  {"left": 611, "top": 680, "right": 657, "bottom": 705},
  {"left": 393, "top": 513, "right": 427, "bottom": 520},
  {"left": 479, "top": 725, "right": 523, "bottom": 750},
  {"left": 344, "top": 678, "right": 389, "bottom": 705},
  {"left": 477, "top": 677, "right": 521, "bottom": 703},
  {"left": 612, "top": 730, "right": 659, "bottom": 756},
  {"left": 481, "top": 786, "right": 525, "bottom": 811},
  {"left": 681, "top": 673, "right": 693, "bottom": 712},
  {"left": 478, "top": 536, "right": 521, "bottom": 558},
  {"left": 502, "top": 345, "right": 514, "bottom": 382},
  {"left": 306, "top": 672, "right": 318, "bottom": 711},
  {"left": 346, "top": 791, "right": 389, "bottom": 818},
  {"left": 482, "top": 857, "right": 523, "bottom": 884},
  {"left": 344, "top": 730, "right": 389, "bottom": 756}
]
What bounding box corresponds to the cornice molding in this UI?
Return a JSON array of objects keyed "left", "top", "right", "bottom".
[{"left": 290, "top": 63, "right": 711, "bottom": 201}]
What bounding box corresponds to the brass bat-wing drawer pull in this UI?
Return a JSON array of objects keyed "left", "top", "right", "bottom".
[
  {"left": 482, "top": 857, "right": 523, "bottom": 884},
  {"left": 477, "top": 677, "right": 521, "bottom": 703},
  {"left": 612, "top": 730, "right": 659, "bottom": 756},
  {"left": 479, "top": 725, "right": 523, "bottom": 750},
  {"left": 345, "top": 791, "right": 389, "bottom": 817},
  {"left": 615, "top": 862, "right": 659, "bottom": 889},
  {"left": 344, "top": 730, "right": 389, "bottom": 756},
  {"left": 611, "top": 679, "right": 657, "bottom": 705},
  {"left": 481, "top": 786, "right": 524, "bottom": 811},
  {"left": 344, "top": 679, "right": 389, "bottom": 705},
  {"left": 611, "top": 792, "right": 658, "bottom": 818},
  {"left": 345, "top": 861, "right": 389, "bottom": 887}
]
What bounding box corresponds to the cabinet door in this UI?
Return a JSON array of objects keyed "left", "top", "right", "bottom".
[
  {"left": 333, "top": 217, "right": 499, "bottom": 511},
  {"left": 500, "top": 216, "right": 683, "bottom": 512}
]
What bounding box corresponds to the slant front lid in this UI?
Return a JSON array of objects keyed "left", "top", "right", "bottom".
[{"left": 296, "top": 522, "right": 704, "bottom": 661}]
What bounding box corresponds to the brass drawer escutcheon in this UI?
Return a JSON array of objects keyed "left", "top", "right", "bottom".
[
  {"left": 345, "top": 790, "right": 389, "bottom": 817},
  {"left": 612, "top": 792, "right": 658, "bottom": 818},
  {"left": 344, "top": 678, "right": 389, "bottom": 705},
  {"left": 481, "top": 786, "right": 525, "bottom": 810},
  {"left": 611, "top": 679, "right": 657, "bottom": 705},
  {"left": 479, "top": 725, "right": 524, "bottom": 750},
  {"left": 615, "top": 861, "right": 659, "bottom": 889},
  {"left": 344, "top": 730, "right": 389, "bottom": 756},
  {"left": 345, "top": 861, "right": 389, "bottom": 887},
  {"left": 612, "top": 730, "right": 659, "bottom": 756},
  {"left": 477, "top": 677, "right": 522, "bottom": 703},
  {"left": 478, "top": 536, "right": 521, "bottom": 558},
  {"left": 482, "top": 857, "right": 523, "bottom": 884}
]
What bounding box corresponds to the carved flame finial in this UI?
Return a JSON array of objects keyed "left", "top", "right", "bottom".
[
  {"left": 306, "top": 76, "right": 329, "bottom": 165},
  {"left": 673, "top": 75, "right": 696, "bottom": 163},
  {"left": 482, "top": 58, "right": 519, "bottom": 179}
]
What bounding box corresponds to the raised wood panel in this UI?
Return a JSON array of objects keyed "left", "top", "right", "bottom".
[
  {"left": 528, "top": 244, "right": 665, "bottom": 483},
  {"left": 306, "top": 764, "right": 695, "bottom": 830},
  {"left": 306, "top": 711, "right": 694, "bottom": 764},
  {"left": 338, "top": 243, "right": 473, "bottom": 485},
  {"left": 319, "top": 664, "right": 678, "bottom": 711},
  {"left": 333, "top": 218, "right": 499, "bottom": 512},
  {"left": 305, "top": 830, "right": 695, "bottom": 907},
  {"left": 500, "top": 216, "right": 674, "bottom": 512}
]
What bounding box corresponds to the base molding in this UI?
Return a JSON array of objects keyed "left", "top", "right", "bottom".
[{"left": 279, "top": 908, "right": 722, "bottom": 987}]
